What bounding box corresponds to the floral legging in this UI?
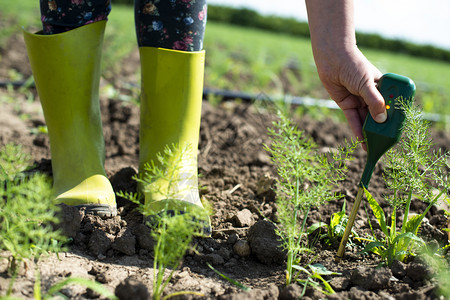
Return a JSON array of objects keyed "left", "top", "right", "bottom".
[{"left": 39, "top": 0, "right": 207, "bottom": 51}]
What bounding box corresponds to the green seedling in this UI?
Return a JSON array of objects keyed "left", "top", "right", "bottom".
[
  {"left": 118, "top": 143, "right": 207, "bottom": 300},
  {"left": 293, "top": 263, "right": 341, "bottom": 296},
  {"left": 308, "top": 201, "right": 358, "bottom": 247},
  {"left": 0, "top": 143, "right": 66, "bottom": 296},
  {"left": 207, "top": 263, "right": 251, "bottom": 292},
  {"left": 34, "top": 270, "right": 118, "bottom": 300},
  {"left": 149, "top": 211, "right": 205, "bottom": 300},
  {"left": 264, "top": 110, "right": 357, "bottom": 286},
  {"left": 30, "top": 125, "right": 48, "bottom": 135},
  {"left": 360, "top": 100, "right": 449, "bottom": 266},
  {"left": 361, "top": 189, "right": 427, "bottom": 266}
]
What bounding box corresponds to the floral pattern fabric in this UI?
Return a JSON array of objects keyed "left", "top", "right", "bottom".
[
  {"left": 135, "top": 0, "right": 207, "bottom": 51},
  {"left": 39, "top": 0, "right": 207, "bottom": 51},
  {"left": 40, "top": 0, "right": 111, "bottom": 34}
]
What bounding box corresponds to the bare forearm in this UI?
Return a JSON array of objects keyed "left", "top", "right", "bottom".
[{"left": 305, "top": 0, "right": 357, "bottom": 62}]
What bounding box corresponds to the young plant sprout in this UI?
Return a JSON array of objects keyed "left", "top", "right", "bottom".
[
  {"left": 118, "top": 143, "right": 207, "bottom": 300},
  {"left": 0, "top": 143, "right": 66, "bottom": 296},
  {"left": 361, "top": 100, "right": 450, "bottom": 266},
  {"left": 294, "top": 263, "right": 341, "bottom": 296},
  {"left": 308, "top": 200, "right": 359, "bottom": 247},
  {"left": 264, "top": 110, "right": 357, "bottom": 286}
]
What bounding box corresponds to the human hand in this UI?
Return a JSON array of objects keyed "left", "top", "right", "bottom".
[
  {"left": 305, "top": 0, "right": 387, "bottom": 150},
  {"left": 313, "top": 46, "right": 386, "bottom": 149}
]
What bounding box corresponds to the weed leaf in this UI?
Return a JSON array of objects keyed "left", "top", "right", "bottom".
[
  {"left": 45, "top": 277, "right": 118, "bottom": 300},
  {"left": 307, "top": 222, "right": 327, "bottom": 235},
  {"left": 330, "top": 210, "right": 345, "bottom": 229},
  {"left": 360, "top": 241, "right": 384, "bottom": 254},
  {"left": 364, "top": 188, "right": 388, "bottom": 236},
  {"left": 405, "top": 214, "right": 423, "bottom": 234},
  {"left": 207, "top": 263, "right": 251, "bottom": 292},
  {"left": 392, "top": 231, "right": 425, "bottom": 245},
  {"left": 309, "top": 264, "right": 341, "bottom": 276}
]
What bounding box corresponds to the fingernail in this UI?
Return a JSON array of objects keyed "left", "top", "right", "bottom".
[{"left": 375, "top": 111, "right": 387, "bottom": 123}]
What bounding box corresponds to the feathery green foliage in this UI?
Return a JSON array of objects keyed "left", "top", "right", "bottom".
[
  {"left": 150, "top": 211, "right": 204, "bottom": 300},
  {"left": 118, "top": 143, "right": 206, "bottom": 300},
  {"left": 361, "top": 100, "right": 449, "bottom": 266},
  {"left": 264, "top": 110, "right": 357, "bottom": 286},
  {"left": 0, "top": 143, "right": 66, "bottom": 296},
  {"left": 421, "top": 252, "right": 450, "bottom": 298}
]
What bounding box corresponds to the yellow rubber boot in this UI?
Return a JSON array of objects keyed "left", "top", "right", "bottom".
[
  {"left": 23, "top": 21, "right": 116, "bottom": 217},
  {"left": 139, "top": 47, "right": 210, "bottom": 235}
]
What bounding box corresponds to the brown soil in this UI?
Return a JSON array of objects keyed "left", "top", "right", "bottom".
[{"left": 1, "top": 34, "right": 449, "bottom": 300}]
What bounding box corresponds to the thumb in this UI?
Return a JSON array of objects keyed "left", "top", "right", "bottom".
[{"left": 361, "top": 83, "right": 386, "bottom": 123}]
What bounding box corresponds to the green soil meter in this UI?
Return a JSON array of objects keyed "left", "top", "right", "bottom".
[
  {"left": 336, "top": 73, "right": 416, "bottom": 262},
  {"left": 360, "top": 73, "right": 416, "bottom": 188}
]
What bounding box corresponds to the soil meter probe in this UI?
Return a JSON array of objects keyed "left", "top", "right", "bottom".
[{"left": 335, "top": 73, "right": 416, "bottom": 262}]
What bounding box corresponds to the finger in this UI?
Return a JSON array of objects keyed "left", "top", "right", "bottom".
[
  {"left": 342, "top": 107, "right": 365, "bottom": 147},
  {"left": 357, "top": 100, "right": 369, "bottom": 125},
  {"left": 357, "top": 105, "right": 368, "bottom": 151},
  {"left": 360, "top": 79, "right": 386, "bottom": 123},
  {"left": 334, "top": 94, "right": 367, "bottom": 149}
]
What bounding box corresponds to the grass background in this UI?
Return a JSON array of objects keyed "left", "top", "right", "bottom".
[{"left": 1, "top": 0, "right": 449, "bottom": 120}]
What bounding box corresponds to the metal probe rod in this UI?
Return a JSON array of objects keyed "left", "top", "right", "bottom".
[{"left": 335, "top": 187, "right": 365, "bottom": 262}]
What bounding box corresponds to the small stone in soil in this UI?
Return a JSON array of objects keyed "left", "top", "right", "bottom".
[
  {"left": 232, "top": 209, "right": 254, "bottom": 227},
  {"left": 227, "top": 233, "right": 239, "bottom": 244},
  {"left": 233, "top": 239, "right": 251, "bottom": 257}
]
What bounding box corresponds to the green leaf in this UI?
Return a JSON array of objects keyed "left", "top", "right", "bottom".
[
  {"left": 309, "top": 263, "right": 341, "bottom": 276},
  {"left": 34, "top": 269, "right": 41, "bottom": 300},
  {"left": 359, "top": 241, "right": 384, "bottom": 255},
  {"left": 393, "top": 250, "right": 411, "bottom": 258},
  {"left": 405, "top": 214, "right": 423, "bottom": 234},
  {"left": 45, "top": 277, "right": 118, "bottom": 300},
  {"left": 330, "top": 210, "right": 345, "bottom": 229},
  {"left": 390, "top": 207, "right": 397, "bottom": 238},
  {"left": 405, "top": 201, "right": 434, "bottom": 234},
  {"left": 364, "top": 188, "right": 388, "bottom": 236},
  {"left": 311, "top": 273, "right": 336, "bottom": 295},
  {"left": 307, "top": 222, "right": 327, "bottom": 235},
  {"left": 207, "top": 263, "right": 251, "bottom": 292},
  {"left": 292, "top": 264, "right": 310, "bottom": 275},
  {"left": 392, "top": 231, "right": 424, "bottom": 245},
  {"left": 2, "top": 239, "right": 16, "bottom": 254}
]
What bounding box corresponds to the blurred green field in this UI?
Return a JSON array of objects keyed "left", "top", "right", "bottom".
[{"left": 1, "top": 0, "right": 450, "bottom": 118}]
